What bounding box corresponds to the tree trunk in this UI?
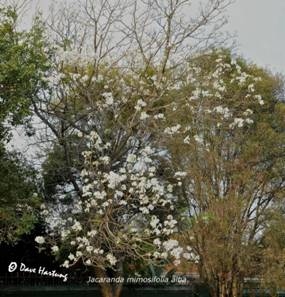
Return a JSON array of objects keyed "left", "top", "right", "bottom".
[
  {"left": 99, "top": 283, "right": 113, "bottom": 297},
  {"left": 211, "top": 275, "right": 243, "bottom": 297},
  {"left": 231, "top": 276, "right": 243, "bottom": 297},
  {"left": 218, "top": 277, "right": 226, "bottom": 297},
  {"left": 94, "top": 267, "right": 124, "bottom": 297},
  {"left": 114, "top": 283, "right": 123, "bottom": 297},
  {"left": 97, "top": 282, "right": 123, "bottom": 297},
  {"left": 94, "top": 267, "right": 113, "bottom": 297}
]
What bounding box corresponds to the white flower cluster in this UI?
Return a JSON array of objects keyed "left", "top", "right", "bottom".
[
  {"left": 135, "top": 99, "right": 147, "bottom": 111},
  {"left": 213, "top": 106, "right": 232, "bottom": 119},
  {"left": 229, "top": 117, "right": 254, "bottom": 129},
  {"left": 35, "top": 236, "right": 45, "bottom": 244},
  {"left": 194, "top": 135, "right": 203, "bottom": 145},
  {"left": 39, "top": 129, "right": 182, "bottom": 269},
  {"left": 102, "top": 92, "right": 114, "bottom": 106},
  {"left": 164, "top": 124, "right": 181, "bottom": 135},
  {"left": 177, "top": 52, "right": 266, "bottom": 144},
  {"left": 182, "top": 246, "right": 200, "bottom": 264}
]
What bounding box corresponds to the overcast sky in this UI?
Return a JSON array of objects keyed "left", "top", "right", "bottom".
[
  {"left": 22, "top": 0, "right": 285, "bottom": 75},
  {"left": 226, "top": 0, "right": 285, "bottom": 74}
]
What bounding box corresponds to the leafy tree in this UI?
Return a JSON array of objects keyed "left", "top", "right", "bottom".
[
  {"left": 162, "top": 50, "right": 285, "bottom": 297},
  {"left": 260, "top": 209, "right": 285, "bottom": 295},
  {"left": 0, "top": 149, "right": 40, "bottom": 243},
  {"left": 0, "top": 6, "right": 48, "bottom": 243},
  {"left": 0, "top": 7, "right": 49, "bottom": 136}
]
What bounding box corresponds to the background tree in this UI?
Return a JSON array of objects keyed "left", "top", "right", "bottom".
[
  {"left": 161, "top": 50, "right": 285, "bottom": 297},
  {"left": 0, "top": 5, "right": 49, "bottom": 137},
  {"left": 259, "top": 207, "right": 285, "bottom": 295},
  {"left": 0, "top": 5, "right": 48, "bottom": 243},
  {"left": 0, "top": 149, "right": 39, "bottom": 243}
]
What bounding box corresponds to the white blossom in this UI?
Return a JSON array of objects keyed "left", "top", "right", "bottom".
[
  {"left": 255, "top": 95, "right": 264, "bottom": 105},
  {"left": 164, "top": 124, "right": 181, "bottom": 135},
  {"left": 245, "top": 118, "right": 254, "bottom": 124},
  {"left": 194, "top": 135, "right": 203, "bottom": 144},
  {"left": 243, "top": 109, "right": 253, "bottom": 116},
  {"left": 153, "top": 238, "right": 161, "bottom": 246},
  {"left": 62, "top": 260, "right": 69, "bottom": 268},
  {"left": 71, "top": 221, "right": 82, "bottom": 232},
  {"left": 213, "top": 106, "right": 231, "bottom": 119},
  {"left": 140, "top": 111, "right": 149, "bottom": 120},
  {"left": 174, "top": 171, "right": 187, "bottom": 178},
  {"left": 106, "top": 253, "right": 117, "bottom": 266},
  {"left": 102, "top": 92, "right": 114, "bottom": 105},
  {"left": 86, "top": 246, "right": 93, "bottom": 253},
  {"left": 87, "top": 230, "right": 97, "bottom": 237},
  {"left": 150, "top": 216, "right": 160, "bottom": 228},
  {"left": 127, "top": 154, "right": 136, "bottom": 163},
  {"left": 163, "top": 239, "right": 179, "bottom": 251},
  {"left": 183, "top": 252, "right": 192, "bottom": 260},
  {"left": 106, "top": 171, "right": 126, "bottom": 189},
  {"left": 68, "top": 253, "right": 75, "bottom": 261},
  {"left": 230, "top": 118, "right": 244, "bottom": 129},
  {"left": 154, "top": 113, "right": 165, "bottom": 120},
  {"left": 35, "top": 236, "right": 45, "bottom": 245},
  {"left": 51, "top": 245, "right": 59, "bottom": 253},
  {"left": 170, "top": 247, "right": 183, "bottom": 259},
  {"left": 135, "top": 99, "right": 147, "bottom": 111}
]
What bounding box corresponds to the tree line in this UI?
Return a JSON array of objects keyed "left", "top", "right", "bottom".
[{"left": 0, "top": 1, "right": 284, "bottom": 297}]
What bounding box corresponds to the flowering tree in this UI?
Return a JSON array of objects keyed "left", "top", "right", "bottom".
[
  {"left": 39, "top": 130, "right": 184, "bottom": 297},
  {"left": 35, "top": 53, "right": 197, "bottom": 296},
  {"left": 161, "top": 50, "right": 285, "bottom": 297},
  {"left": 28, "top": 2, "right": 285, "bottom": 297},
  {"left": 31, "top": 0, "right": 235, "bottom": 213}
]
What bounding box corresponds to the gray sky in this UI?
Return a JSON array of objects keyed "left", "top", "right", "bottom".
[
  {"left": 22, "top": 0, "right": 284, "bottom": 74},
  {"left": 226, "top": 0, "right": 285, "bottom": 74}
]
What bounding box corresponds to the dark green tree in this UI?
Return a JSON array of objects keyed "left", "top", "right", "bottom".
[
  {"left": 0, "top": 149, "right": 40, "bottom": 243},
  {"left": 0, "top": 6, "right": 49, "bottom": 243}
]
